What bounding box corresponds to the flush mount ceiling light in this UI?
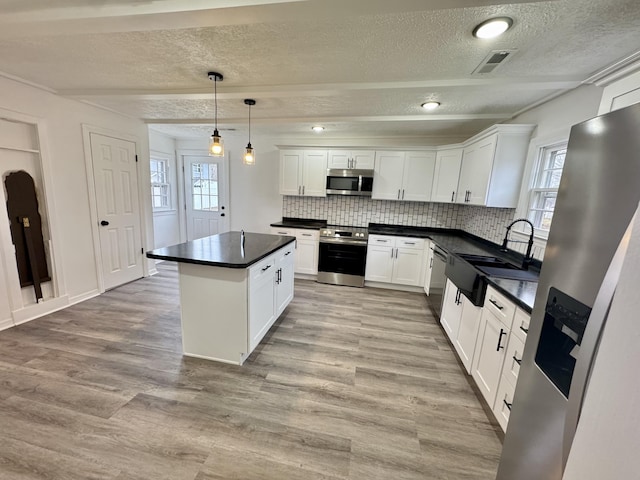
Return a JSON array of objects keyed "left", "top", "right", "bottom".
[
  {"left": 311, "top": 126, "right": 325, "bottom": 132},
  {"left": 243, "top": 99, "right": 256, "bottom": 166},
  {"left": 421, "top": 101, "right": 441, "bottom": 111},
  {"left": 208, "top": 71, "right": 224, "bottom": 157},
  {"left": 473, "top": 17, "right": 513, "bottom": 39}
]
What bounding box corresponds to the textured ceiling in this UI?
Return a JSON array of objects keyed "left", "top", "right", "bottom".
[{"left": 0, "top": 0, "right": 638, "bottom": 141}]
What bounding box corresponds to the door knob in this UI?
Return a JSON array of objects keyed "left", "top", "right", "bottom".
[{"left": 100, "top": 220, "right": 109, "bottom": 226}]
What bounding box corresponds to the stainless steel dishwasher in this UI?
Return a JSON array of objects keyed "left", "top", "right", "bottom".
[{"left": 425, "top": 244, "right": 447, "bottom": 317}]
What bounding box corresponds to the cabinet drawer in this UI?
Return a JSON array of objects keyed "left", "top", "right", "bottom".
[
  {"left": 512, "top": 307, "right": 530, "bottom": 343},
  {"left": 295, "top": 229, "right": 319, "bottom": 241},
  {"left": 368, "top": 234, "right": 395, "bottom": 246},
  {"left": 249, "top": 255, "right": 276, "bottom": 282},
  {"left": 271, "top": 227, "right": 294, "bottom": 236},
  {"left": 395, "top": 237, "right": 425, "bottom": 250},
  {"left": 503, "top": 332, "right": 525, "bottom": 386},
  {"left": 484, "top": 286, "right": 516, "bottom": 328},
  {"left": 494, "top": 373, "right": 516, "bottom": 432}
]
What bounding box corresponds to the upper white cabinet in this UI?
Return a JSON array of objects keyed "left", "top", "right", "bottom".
[
  {"left": 279, "top": 149, "right": 328, "bottom": 197},
  {"left": 328, "top": 150, "right": 375, "bottom": 170},
  {"left": 456, "top": 125, "right": 535, "bottom": 207},
  {"left": 372, "top": 151, "right": 436, "bottom": 202},
  {"left": 432, "top": 148, "right": 463, "bottom": 203}
]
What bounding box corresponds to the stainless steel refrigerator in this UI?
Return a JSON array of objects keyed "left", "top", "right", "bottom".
[{"left": 497, "top": 102, "right": 640, "bottom": 479}]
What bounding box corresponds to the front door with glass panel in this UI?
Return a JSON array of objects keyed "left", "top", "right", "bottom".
[{"left": 184, "top": 156, "right": 229, "bottom": 240}]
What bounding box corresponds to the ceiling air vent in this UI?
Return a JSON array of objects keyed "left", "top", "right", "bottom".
[{"left": 472, "top": 49, "right": 517, "bottom": 75}]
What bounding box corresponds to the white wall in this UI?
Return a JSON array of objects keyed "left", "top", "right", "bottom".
[
  {"left": 175, "top": 134, "right": 281, "bottom": 233},
  {"left": 149, "top": 130, "right": 181, "bottom": 249},
  {"left": 0, "top": 74, "right": 151, "bottom": 307}
]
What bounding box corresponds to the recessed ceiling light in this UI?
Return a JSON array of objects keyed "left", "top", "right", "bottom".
[
  {"left": 311, "top": 126, "right": 325, "bottom": 132},
  {"left": 421, "top": 101, "right": 440, "bottom": 111},
  {"left": 473, "top": 17, "right": 513, "bottom": 39}
]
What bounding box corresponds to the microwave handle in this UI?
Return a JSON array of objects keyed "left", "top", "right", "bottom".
[{"left": 358, "top": 175, "right": 363, "bottom": 192}]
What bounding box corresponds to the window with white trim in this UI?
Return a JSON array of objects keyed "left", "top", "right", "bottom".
[
  {"left": 150, "top": 158, "right": 170, "bottom": 210},
  {"left": 527, "top": 142, "right": 568, "bottom": 235}
]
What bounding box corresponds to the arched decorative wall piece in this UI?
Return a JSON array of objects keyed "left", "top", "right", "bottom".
[{"left": 4, "top": 170, "right": 50, "bottom": 301}]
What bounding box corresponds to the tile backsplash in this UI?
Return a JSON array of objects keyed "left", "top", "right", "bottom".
[{"left": 282, "top": 196, "right": 545, "bottom": 260}]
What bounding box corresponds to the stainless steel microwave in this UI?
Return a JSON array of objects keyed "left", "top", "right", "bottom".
[{"left": 326, "top": 169, "right": 374, "bottom": 196}]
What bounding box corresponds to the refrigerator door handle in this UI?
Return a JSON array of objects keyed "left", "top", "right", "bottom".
[{"left": 562, "top": 206, "right": 638, "bottom": 469}]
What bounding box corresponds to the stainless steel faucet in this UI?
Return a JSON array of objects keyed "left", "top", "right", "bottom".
[{"left": 501, "top": 218, "right": 535, "bottom": 269}]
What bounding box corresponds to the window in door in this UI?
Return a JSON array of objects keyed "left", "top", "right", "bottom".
[
  {"left": 528, "top": 143, "right": 567, "bottom": 235},
  {"left": 191, "top": 162, "right": 219, "bottom": 211},
  {"left": 150, "top": 158, "right": 170, "bottom": 210}
]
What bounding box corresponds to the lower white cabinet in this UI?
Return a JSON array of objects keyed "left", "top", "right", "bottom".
[
  {"left": 471, "top": 308, "right": 508, "bottom": 406},
  {"left": 365, "top": 235, "right": 425, "bottom": 286},
  {"left": 454, "top": 297, "right": 482, "bottom": 373},
  {"left": 494, "top": 372, "right": 517, "bottom": 431},
  {"left": 270, "top": 227, "right": 319, "bottom": 275},
  {"left": 249, "top": 243, "right": 295, "bottom": 351},
  {"left": 441, "top": 278, "right": 482, "bottom": 373}
]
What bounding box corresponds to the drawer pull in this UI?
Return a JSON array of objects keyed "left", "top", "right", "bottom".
[
  {"left": 377, "top": 239, "right": 388, "bottom": 243},
  {"left": 285, "top": 251, "right": 292, "bottom": 256},
  {"left": 497, "top": 328, "right": 506, "bottom": 351},
  {"left": 513, "top": 355, "right": 522, "bottom": 365},
  {"left": 277, "top": 231, "right": 288, "bottom": 234},
  {"left": 261, "top": 264, "right": 272, "bottom": 272},
  {"left": 503, "top": 399, "right": 513, "bottom": 411},
  {"left": 404, "top": 242, "right": 416, "bottom": 245},
  {"left": 302, "top": 233, "right": 312, "bottom": 237},
  {"left": 489, "top": 298, "right": 504, "bottom": 310},
  {"left": 520, "top": 326, "right": 529, "bottom": 334}
]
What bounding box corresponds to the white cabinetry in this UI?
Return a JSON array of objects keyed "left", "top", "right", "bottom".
[
  {"left": 455, "top": 125, "right": 535, "bottom": 207},
  {"left": 328, "top": 150, "right": 375, "bottom": 169},
  {"left": 270, "top": 227, "right": 319, "bottom": 275},
  {"left": 441, "top": 278, "right": 482, "bottom": 373},
  {"left": 432, "top": 148, "right": 463, "bottom": 203},
  {"left": 471, "top": 306, "right": 508, "bottom": 406},
  {"left": 372, "top": 151, "right": 436, "bottom": 202},
  {"left": 275, "top": 246, "right": 295, "bottom": 316},
  {"left": 279, "top": 149, "right": 327, "bottom": 197},
  {"left": 365, "top": 235, "right": 425, "bottom": 286}
]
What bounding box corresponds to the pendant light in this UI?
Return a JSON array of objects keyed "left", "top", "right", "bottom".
[
  {"left": 243, "top": 99, "right": 256, "bottom": 165},
  {"left": 208, "top": 71, "right": 224, "bottom": 157}
]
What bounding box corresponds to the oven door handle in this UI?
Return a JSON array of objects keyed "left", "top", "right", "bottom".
[{"left": 319, "top": 238, "right": 368, "bottom": 246}]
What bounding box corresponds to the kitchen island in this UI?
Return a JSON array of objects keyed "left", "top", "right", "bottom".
[{"left": 147, "top": 231, "right": 296, "bottom": 365}]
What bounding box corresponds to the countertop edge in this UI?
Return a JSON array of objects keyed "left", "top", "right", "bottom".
[
  {"left": 485, "top": 278, "right": 536, "bottom": 313},
  {"left": 146, "top": 236, "right": 296, "bottom": 268}
]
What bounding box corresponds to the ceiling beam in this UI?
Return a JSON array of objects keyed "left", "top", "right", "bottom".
[
  {"left": 144, "top": 113, "right": 510, "bottom": 124},
  {"left": 59, "top": 76, "right": 582, "bottom": 101},
  {"left": 0, "top": 0, "right": 558, "bottom": 38}
]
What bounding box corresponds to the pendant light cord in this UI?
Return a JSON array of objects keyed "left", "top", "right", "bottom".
[
  {"left": 248, "top": 103, "right": 251, "bottom": 143},
  {"left": 214, "top": 76, "right": 218, "bottom": 130}
]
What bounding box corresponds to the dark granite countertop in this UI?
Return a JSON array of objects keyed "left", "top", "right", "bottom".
[
  {"left": 270, "top": 217, "right": 327, "bottom": 230},
  {"left": 486, "top": 278, "right": 537, "bottom": 313},
  {"left": 146, "top": 232, "right": 296, "bottom": 268}
]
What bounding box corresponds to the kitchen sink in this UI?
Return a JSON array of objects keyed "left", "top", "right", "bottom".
[
  {"left": 457, "top": 253, "right": 518, "bottom": 269},
  {"left": 476, "top": 266, "right": 539, "bottom": 281}
]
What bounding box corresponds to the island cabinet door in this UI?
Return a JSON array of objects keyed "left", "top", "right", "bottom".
[
  {"left": 276, "top": 245, "right": 295, "bottom": 316},
  {"left": 249, "top": 256, "right": 277, "bottom": 351}
]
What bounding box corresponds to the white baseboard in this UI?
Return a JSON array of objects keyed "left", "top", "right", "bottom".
[
  {"left": 0, "top": 317, "right": 14, "bottom": 332},
  {"left": 68, "top": 289, "right": 101, "bottom": 306},
  {"left": 364, "top": 281, "right": 425, "bottom": 293},
  {"left": 12, "top": 295, "right": 70, "bottom": 326}
]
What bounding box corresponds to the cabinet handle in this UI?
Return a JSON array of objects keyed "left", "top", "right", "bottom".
[
  {"left": 277, "top": 231, "right": 288, "bottom": 234},
  {"left": 285, "top": 251, "right": 292, "bottom": 256},
  {"left": 302, "top": 233, "right": 312, "bottom": 236},
  {"left": 503, "top": 399, "right": 513, "bottom": 411},
  {"left": 404, "top": 242, "right": 416, "bottom": 245},
  {"left": 513, "top": 355, "right": 522, "bottom": 365},
  {"left": 262, "top": 264, "right": 272, "bottom": 272},
  {"left": 377, "top": 239, "right": 388, "bottom": 243},
  {"left": 429, "top": 257, "right": 433, "bottom": 269},
  {"left": 397, "top": 189, "right": 401, "bottom": 199},
  {"left": 455, "top": 290, "right": 461, "bottom": 305},
  {"left": 402, "top": 189, "right": 405, "bottom": 199},
  {"left": 298, "top": 186, "right": 301, "bottom": 195},
  {"left": 497, "top": 328, "right": 506, "bottom": 351},
  {"left": 489, "top": 298, "right": 504, "bottom": 311},
  {"left": 451, "top": 191, "right": 455, "bottom": 202},
  {"left": 302, "top": 185, "right": 305, "bottom": 195},
  {"left": 520, "top": 325, "right": 529, "bottom": 334},
  {"left": 279, "top": 268, "right": 282, "bottom": 283},
  {"left": 391, "top": 249, "right": 394, "bottom": 258}
]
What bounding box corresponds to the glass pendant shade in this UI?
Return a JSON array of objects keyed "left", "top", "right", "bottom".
[
  {"left": 243, "top": 143, "right": 255, "bottom": 165},
  {"left": 209, "top": 129, "right": 224, "bottom": 157}
]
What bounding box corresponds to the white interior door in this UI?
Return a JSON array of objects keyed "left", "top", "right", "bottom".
[
  {"left": 90, "top": 133, "right": 144, "bottom": 290},
  {"left": 184, "top": 155, "right": 229, "bottom": 241}
]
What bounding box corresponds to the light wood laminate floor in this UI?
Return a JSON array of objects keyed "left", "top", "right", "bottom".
[{"left": 0, "top": 263, "right": 502, "bottom": 479}]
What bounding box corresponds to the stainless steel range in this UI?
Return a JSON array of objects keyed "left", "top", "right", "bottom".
[{"left": 317, "top": 226, "right": 368, "bottom": 287}]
